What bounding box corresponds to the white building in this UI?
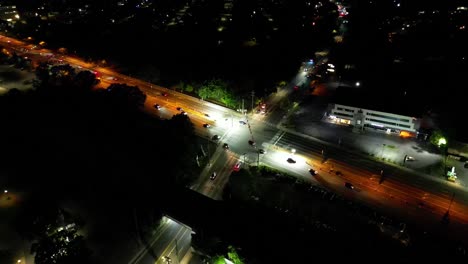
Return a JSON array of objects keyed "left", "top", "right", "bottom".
[
  {"left": 326, "top": 103, "right": 420, "bottom": 136},
  {"left": 0, "top": 4, "right": 19, "bottom": 23}
]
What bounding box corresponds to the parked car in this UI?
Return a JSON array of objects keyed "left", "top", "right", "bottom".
[
  {"left": 248, "top": 140, "right": 256, "bottom": 146},
  {"left": 258, "top": 149, "right": 266, "bottom": 154},
  {"left": 212, "top": 135, "right": 221, "bottom": 140},
  {"left": 223, "top": 143, "right": 229, "bottom": 149},
  {"left": 239, "top": 120, "right": 247, "bottom": 125},
  {"left": 345, "top": 182, "right": 354, "bottom": 190},
  {"left": 309, "top": 169, "right": 317, "bottom": 176},
  {"left": 287, "top": 158, "right": 296, "bottom": 164},
  {"left": 233, "top": 163, "right": 241, "bottom": 171},
  {"left": 154, "top": 104, "right": 161, "bottom": 110},
  {"left": 203, "top": 123, "right": 211, "bottom": 128}
]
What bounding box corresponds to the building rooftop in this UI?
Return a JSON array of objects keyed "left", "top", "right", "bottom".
[{"left": 333, "top": 87, "right": 425, "bottom": 118}]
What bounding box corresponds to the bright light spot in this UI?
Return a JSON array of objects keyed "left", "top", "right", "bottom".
[
  {"left": 291, "top": 148, "right": 296, "bottom": 154},
  {"left": 355, "top": 81, "right": 360, "bottom": 87},
  {"left": 438, "top": 137, "right": 447, "bottom": 146},
  {"left": 17, "top": 260, "right": 21, "bottom": 263},
  {"left": 3, "top": 190, "right": 7, "bottom": 193},
  {"left": 327, "top": 68, "right": 335, "bottom": 72},
  {"left": 327, "top": 63, "right": 335, "bottom": 68},
  {"left": 399, "top": 131, "right": 411, "bottom": 138}
]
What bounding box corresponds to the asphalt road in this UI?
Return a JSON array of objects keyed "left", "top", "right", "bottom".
[
  {"left": 3, "top": 34, "right": 468, "bottom": 260},
  {"left": 128, "top": 216, "right": 193, "bottom": 264}
]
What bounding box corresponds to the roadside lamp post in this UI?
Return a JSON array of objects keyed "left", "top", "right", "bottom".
[{"left": 381, "top": 144, "right": 386, "bottom": 159}]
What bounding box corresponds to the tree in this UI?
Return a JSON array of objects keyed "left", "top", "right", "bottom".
[
  {"left": 73, "top": 70, "right": 100, "bottom": 91},
  {"left": 198, "top": 79, "right": 238, "bottom": 107},
  {"left": 227, "top": 246, "right": 245, "bottom": 264},
  {"left": 49, "top": 64, "right": 76, "bottom": 87},
  {"left": 429, "top": 129, "right": 446, "bottom": 148},
  {"left": 14, "top": 199, "right": 92, "bottom": 264},
  {"left": 31, "top": 229, "right": 92, "bottom": 264},
  {"left": 0, "top": 250, "right": 13, "bottom": 264},
  {"left": 34, "top": 64, "right": 77, "bottom": 89},
  {"left": 106, "top": 83, "right": 147, "bottom": 110},
  {"left": 185, "top": 83, "right": 194, "bottom": 93},
  {"left": 137, "top": 64, "right": 160, "bottom": 84}
]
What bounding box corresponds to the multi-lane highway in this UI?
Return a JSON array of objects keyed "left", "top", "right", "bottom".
[{"left": 2, "top": 33, "right": 468, "bottom": 261}]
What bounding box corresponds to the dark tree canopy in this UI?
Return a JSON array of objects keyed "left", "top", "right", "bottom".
[{"left": 0, "top": 67, "right": 199, "bottom": 262}]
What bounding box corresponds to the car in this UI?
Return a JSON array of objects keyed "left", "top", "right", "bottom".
[
  {"left": 205, "top": 114, "right": 210, "bottom": 117},
  {"left": 258, "top": 149, "right": 265, "bottom": 154},
  {"left": 181, "top": 111, "right": 187, "bottom": 115},
  {"left": 223, "top": 143, "right": 229, "bottom": 149},
  {"left": 287, "top": 158, "right": 296, "bottom": 164},
  {"left": 309, "top": 169, "right": 317, "bottom": 176},
  {"left": 154, "top": 104, "right": 161, "bottom": 110},
  {"left": 239, "top": 120, "right": 247, "bottom": 125},
  {"left": 176, "top": 107, "right": 182, "bottom": 111},
  {"left": 248, "top": 140, "right": 256, "bottom": 146},
  {"left": 233, "top": 163, "right": 241, "bottom": 171},
  {"left": 212, "top": 135, "right": 221, "bottom": 140},
  {"left": 162, "top": 92, "right": 168, "bottom": 97},
  {"left": 203, "top": 123, "right": 211, "bottom": 128},
  {"left": 210, "top": 172, "right": 217, "bottom": 180},
  {"left": 344, "top": 182, "right": 354, "bottom": 190}
]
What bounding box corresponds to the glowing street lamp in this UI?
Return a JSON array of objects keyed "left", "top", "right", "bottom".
[
  {"left": 438, "top": 137, "right": 447, "bottom": 147},
  {"left": 291, "top": 148, "right": 296, "bottom": 154},
  {"left": 355, "top": 81, "right": 360, "bottom": 87}
]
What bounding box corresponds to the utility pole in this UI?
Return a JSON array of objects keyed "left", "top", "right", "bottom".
[
  {"left": 381, "top": 143, "right": 386, "bottom": 158},
  {"left": 447, "top": 192, "right": 455, "bottom": 214},
  {"left": 242, "top": 99, "right": 244, "bottom": 114},
  {"left": 257, "top": 150, "right": 260, "bottom": 166},
  {"left": 175, "top": 239, "right": 180, "bottom": 263},
  {"left": 443, "top": 192, "right": 455, "bottom": 225},
  {"left": 251, "top": 90, "right": 255, "bottom": 114}
]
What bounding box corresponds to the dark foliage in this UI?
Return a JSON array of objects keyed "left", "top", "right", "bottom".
[{"left": 0, "top": 66, "right": 198, "bottom": 261}]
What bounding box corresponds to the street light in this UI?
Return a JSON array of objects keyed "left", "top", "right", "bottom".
[
  {"left": 438, "top": 137, "right": 447, "bottom": 147},
  {"left": 355, "top": 81, "right": 360, "bottom": 87}
]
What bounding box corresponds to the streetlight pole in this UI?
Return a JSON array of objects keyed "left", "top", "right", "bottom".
[
  {"left": 381, "top": 144, "right": 386, "bottom": 159},
  {"left": 443, "top": 192, "right": 455, "bottom": 224},
  {"left": 251, "top": 90, "right": 255, "bottom": 114},
  {"left": 175, "top": 239, "right": 180, "bottom": 263},
  {"left": 257, "top": 150, "right": 260, "bottom": 167}
]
